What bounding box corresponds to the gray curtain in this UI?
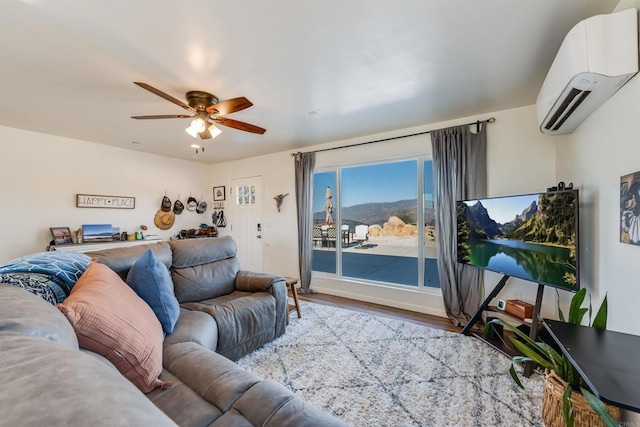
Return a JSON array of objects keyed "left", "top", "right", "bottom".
[
  {"left": 431, "top": 123, "right": 487, "bottom": 326},
  {"left": 294, "top": 152, "right": 315, "bottom": 293}
]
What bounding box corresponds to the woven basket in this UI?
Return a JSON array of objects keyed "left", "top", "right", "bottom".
[{"left": 542, "top": 370, "right": 621, "bottom": 427}]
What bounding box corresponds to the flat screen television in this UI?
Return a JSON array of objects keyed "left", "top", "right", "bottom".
[{"left": 456, "top": 190, "right": 579, "bottom": 290}]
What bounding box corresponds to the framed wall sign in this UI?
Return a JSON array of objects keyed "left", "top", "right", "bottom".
[
  {"left": 213, "top": 186, "right": 226, "bottom": 202},
  {"left": 76, "top": 194, "right": 135, "bottom": 209}
]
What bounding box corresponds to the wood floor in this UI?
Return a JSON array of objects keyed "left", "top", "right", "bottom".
[{"left": 297, "top": 292, "right": 461, "bottom": 333}]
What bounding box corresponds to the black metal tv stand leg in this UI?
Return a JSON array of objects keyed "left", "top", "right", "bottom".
[
  {"left": 461, "top": 275, "right": 510, "bottom": 335},
  {"left": 461, "top": 274, "right": 545, "bottom": 378},
  {"left": 524, "top": 284, "right": 545, "bottom": 376}
]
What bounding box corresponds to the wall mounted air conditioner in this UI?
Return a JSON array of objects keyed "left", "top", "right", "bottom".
[{"left": 536, "top": 8, "right": 639, "bottom": 135}]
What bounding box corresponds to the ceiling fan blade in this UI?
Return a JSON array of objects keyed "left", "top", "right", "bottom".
[
  {"left": 214, "top": 117, "right": 266, "bottom": 134},
  {"left": 206, "top": 97, "right": 253, "bottom": 115},
  {"left": 131, "top": 114, "right": 192, "bottom": 119},
  {"left": 134, "top": 82, "right": 195, "bottom": 112}
]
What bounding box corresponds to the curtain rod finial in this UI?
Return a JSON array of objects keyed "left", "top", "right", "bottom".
[{"left": 488, "top": 117, "right": 496, "bottom": 123}]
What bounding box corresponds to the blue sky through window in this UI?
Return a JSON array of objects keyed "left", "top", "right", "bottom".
[{"left": 314, "top": 161, "right": 421, "bottom": 210}]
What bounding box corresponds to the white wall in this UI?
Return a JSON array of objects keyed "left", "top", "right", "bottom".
[
  {"left": 207, "top": 151, "right": 299, "bottom": 278},
  {"left": 209, "top": 104, "right": 562, "bottom": 317},
  {"left": 0, "top": 126, "right": 211, "bottom": 262},
  {"left": 556, "top": 3, "right": 640, "bottom": 337}
]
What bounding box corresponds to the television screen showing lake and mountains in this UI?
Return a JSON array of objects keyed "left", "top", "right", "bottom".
[{"left": 456, "top": 190, "right": 578, "bottom": 290}]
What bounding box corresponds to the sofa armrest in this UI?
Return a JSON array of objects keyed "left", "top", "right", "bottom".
[
  {"left": 235, "top": 271, "right": 284, "bottom": 292},
  {"left": 235, "top": 271, "right": 287, "bottom": 339}
]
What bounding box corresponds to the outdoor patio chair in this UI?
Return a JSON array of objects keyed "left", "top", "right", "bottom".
[
  {"left": 353, "top": 224, "right": 368, "bottom": 248},
  {"left": 327, "top": 226, "right": 337, "bottom": 248},
  {"left": 341, "top": 224, "right": 350, "bottom": 247},
  {"left": 321, "top": 225, "right": 330, "bottom": 248},
  {"left": 313, "top": 226, "right": 324, "bottom": 248}
]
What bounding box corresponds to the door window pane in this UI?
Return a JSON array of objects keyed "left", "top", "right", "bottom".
[{"left": 236, "top": 185, "right": 256, "bottom": 205}]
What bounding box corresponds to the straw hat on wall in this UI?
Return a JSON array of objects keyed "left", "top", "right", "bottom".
[{"left": 154, "top": 210, "right": 175, "bottom": 230}]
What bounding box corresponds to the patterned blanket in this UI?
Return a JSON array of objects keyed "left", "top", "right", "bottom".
[{"left": 0, "top": 251, "right": 91, "bottom": 302}]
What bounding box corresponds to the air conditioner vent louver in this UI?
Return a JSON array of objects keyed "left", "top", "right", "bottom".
[
  {"left": 536, "top": 9, "right": 638, "bottom": 135},
  {"left": 544, "top": 89, "right": 591, "bottom": 132}
]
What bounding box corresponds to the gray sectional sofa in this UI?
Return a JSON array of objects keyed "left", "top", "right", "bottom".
[{"left": 0, "top": 237, "right": 347, "bottom": 426}]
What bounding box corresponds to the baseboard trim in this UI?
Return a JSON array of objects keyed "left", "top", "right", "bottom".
[{"left": 310, "top": 284, "right": 448, "bottom": 318}]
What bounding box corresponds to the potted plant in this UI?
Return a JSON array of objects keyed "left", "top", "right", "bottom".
[{"left": 485, "top": 289, "right": 620, "bottom": 427}]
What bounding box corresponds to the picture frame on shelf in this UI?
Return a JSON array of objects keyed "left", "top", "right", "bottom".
[
  {"left": 82, "top": 224, "right": 114, "bottom": 243},
  {"left": 50, "top": 227, "right": 73, "bottom": 245},
  {"left": 213, "top": 186, "right": 226, "bottom": 201}
]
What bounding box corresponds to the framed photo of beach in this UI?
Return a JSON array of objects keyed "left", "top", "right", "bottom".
[
  {"left": 50, "top": 227, "right": 73, "bottom": 245},
  {"left": 82, "top": 224, "right": 114, "bottom": 243}
]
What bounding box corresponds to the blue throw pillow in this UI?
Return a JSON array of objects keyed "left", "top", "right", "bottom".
[{"left": 126, "top": 249, "right": 179, "bottom": 334}]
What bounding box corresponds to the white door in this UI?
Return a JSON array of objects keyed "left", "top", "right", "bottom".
[{"left": 229, "top": 176, "right": 263, "bottom": 272}]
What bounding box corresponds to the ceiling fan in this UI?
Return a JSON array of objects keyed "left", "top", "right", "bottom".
[{"left": 131, "top": 82, "right": 266, "bottom": 139}]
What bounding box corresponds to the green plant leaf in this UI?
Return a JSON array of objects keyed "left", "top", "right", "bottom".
[
  {"left": 509, "top": 363, "right": 525, "bottom": 389},
  {"left": 592, "top": 294, "right": 608, "bottom": 330},
  {"left": 562, "top": 383, "right": 574, "bottom": 427},
  {"left": 580, "top": 387, "right": 618, "bottom": 427},
  {"left": 568, "top": 288, "right": 586, "bottom": 324},
  {"left": 493, "top": 318, "right": 542, "bottom": 351},
  {"left": 536, "top": 342, "right": 563, "bottom": 372},
  {"left": 483, "top": 321, "right": 494, "bottom": 338},
  {"left": 509, "top": 339, "right": 554, "bottom": 371},
  {"left": 556, "top": 289, "right": 566, "bottom": 322}
]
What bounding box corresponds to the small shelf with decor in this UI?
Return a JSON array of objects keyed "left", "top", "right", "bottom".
[
  {"left": 467, "top": 303, "right": 534, "bottom": 357},
  {"left": 48, "top": 239, "right": 162, "bottom": 253},
  {"left": 462, "top": 275, "right": 545, "bottom": 376}
]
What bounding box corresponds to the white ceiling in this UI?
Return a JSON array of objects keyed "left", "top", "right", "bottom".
[{"left": 0, "top": 0, "right": 618, "bottom": 164}]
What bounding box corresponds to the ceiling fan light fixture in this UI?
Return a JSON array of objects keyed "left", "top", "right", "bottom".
[
  {"left": 185, "top": 125, "right": 199, "bottom": 138},
  {"left": 185, "top": 117, "right": 207, "bottom": 137},
  {"left": 207, "top": 123, "right": 222, "bottom": 139}
]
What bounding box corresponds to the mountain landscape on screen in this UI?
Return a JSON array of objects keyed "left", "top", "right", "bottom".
[{"left": 456, "top": 191, "right": 578, "bottom": 290}]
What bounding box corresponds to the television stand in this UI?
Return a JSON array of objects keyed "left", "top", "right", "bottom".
[{"left": 461, "top": 275, "right": 545, "bottom": 377}]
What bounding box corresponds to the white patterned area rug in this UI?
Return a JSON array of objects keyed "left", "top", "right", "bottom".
[{"left": 237, "top": 301, "right": 544, "bottom": 427}]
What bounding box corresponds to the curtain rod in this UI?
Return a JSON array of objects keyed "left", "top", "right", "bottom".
[{"left": 291, "top": 117, "right": 496, "bottom": 156}]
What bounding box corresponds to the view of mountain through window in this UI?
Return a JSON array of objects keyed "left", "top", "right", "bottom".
[{"left": 312, "top": 160, "right": 439, "bottom": 288}]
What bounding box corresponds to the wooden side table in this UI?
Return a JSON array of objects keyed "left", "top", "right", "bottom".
[{"left": 284, "top": 277, "right": 301, "bottom": 324}]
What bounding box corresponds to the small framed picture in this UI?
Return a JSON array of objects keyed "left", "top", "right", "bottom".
[
  {"left": 50, "top": 227, "right": 73, "bottom": 245},
  {"left": 213, "top": 186, "right": 226, "bottom": 202}
]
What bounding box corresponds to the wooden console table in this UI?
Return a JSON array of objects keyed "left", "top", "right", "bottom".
[{"left": 543, "top": 319, "right": 640, "bottom": 412}]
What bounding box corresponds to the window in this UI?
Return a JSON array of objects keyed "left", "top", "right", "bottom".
[
  {"left": 312, "top": 159, "right": 439, "bottom": 289},
  {"left": 235, "top": 185, "right": 256, "bottom": 205}
]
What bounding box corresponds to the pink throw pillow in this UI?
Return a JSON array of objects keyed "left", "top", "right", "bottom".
[{"left": 58, "top": 261, "right": 169, "bottom": 393}]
